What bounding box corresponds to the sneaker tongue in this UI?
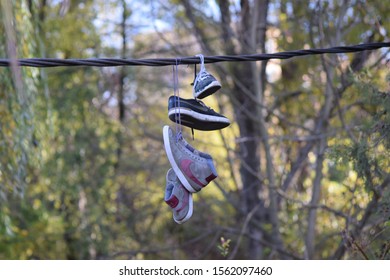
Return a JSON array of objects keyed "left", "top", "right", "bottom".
[{"left": 167, "top": 169, "right": 177, "bottom": 182}]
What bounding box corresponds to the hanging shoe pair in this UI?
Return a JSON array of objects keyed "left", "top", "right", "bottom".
[
  {"left": 163, "top": 126, "right": 218, "bottom": 224},
  {"left": 167, "top": 54, "right": 230, "bottom": 131}
]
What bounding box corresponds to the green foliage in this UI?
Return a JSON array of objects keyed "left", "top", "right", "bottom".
[
  {"left": 0, "top": 1, "right": 38, "bottom": 196},
  {"left": 217, "top": 237, "right": 231, "bottom": 258},
  {"left": 327, "top": 69, "right": 389, "bottom": 259},
  {"left": 329, "top": 70, "right": 389, "bottom": 188},
  {"left": 0, "top": 0, "right": 40, "bottom": 246}
]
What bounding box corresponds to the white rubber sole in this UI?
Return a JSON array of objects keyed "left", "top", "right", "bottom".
[
  {"left": 162, "top": 126, "right": 197, "bottom": 193},
  {"left": 174, "top": 193, "right": 193, "bottom": 224},
  {"left": 194, "top": 81, "right": 221, "bottom": 99},
  {"left": 168, "top": 108, "right": 230, "bottom": 124}
]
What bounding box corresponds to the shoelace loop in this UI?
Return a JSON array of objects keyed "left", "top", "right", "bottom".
[
  {"left": 194, "top": 54, "right": 208, "bottom": 84},
  {"left": 195, "top": 54, "right": 206, "bottom": 71}
]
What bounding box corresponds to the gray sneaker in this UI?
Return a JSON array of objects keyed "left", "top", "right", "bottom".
[
  {"left": 164, "top": 168, "right": 193, "bottom": 224},
  {"left": 163, "top": 125, "right": 218, "bottom": 193}
]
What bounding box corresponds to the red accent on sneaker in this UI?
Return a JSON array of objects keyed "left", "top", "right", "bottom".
[
  {"left": 180, "top": 159, "right": 205, "bottom": 188},
  {"left": 166, "top": 195, "right": 179, "bottom": 209},
  {"left": 205, "top": 173, "right": 217, "bottom": 183}
]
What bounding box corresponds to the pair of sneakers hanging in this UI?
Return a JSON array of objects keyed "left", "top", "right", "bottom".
[
  {"left": 163, "top": 126, "right": 218, "bottom": 224},
  {"left": 167, "top": 54, "right": 230, "bottom": 131}
]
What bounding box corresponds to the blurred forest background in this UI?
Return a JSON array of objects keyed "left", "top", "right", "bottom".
[{"left": 0, "top": 0, "right": 389, "bottom": 260}]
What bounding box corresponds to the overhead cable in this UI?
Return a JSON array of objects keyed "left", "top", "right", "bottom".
[{"left": 0, "top": 42, "right": 389, "bottom": 68}]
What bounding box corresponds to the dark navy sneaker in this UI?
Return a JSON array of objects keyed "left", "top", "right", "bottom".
[
  {"left": 193, "top": 69, "right": 221, "bottom": 99},
  {"left": 193, "top": 54, "right": 221, "bottom": 99},
  {"left": 168, "top": 96, "right": 230, "bottom": 131}
]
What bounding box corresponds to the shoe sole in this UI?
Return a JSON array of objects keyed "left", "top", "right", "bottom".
[
  {"left": 174, "top": 193, "right": 193, "bottom": 224},
  {"left": 194, "top": 81, "right": 221, "bottom": 99},
  {"left": 168, "top": 108, "right": 230, "bottom": 131},
  {"left": 163, "top": 126, "right": 198, "bottom": 193}
]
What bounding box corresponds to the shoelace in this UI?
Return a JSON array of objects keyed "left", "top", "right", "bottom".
[
  {"left": 194, "top": 54, "right": 209, "bottom": 84},
  {"left": 191, "top": 54, "right": 209, "bottom": 140},
  {"left": 196, "top": 54, "right": 206, "bottom": 72},
  {"left": 173, "top": 59, "right": 182, "bottom": 142},
  {"left": 196, "top": 99, "right": 216, "bottom": 113}
]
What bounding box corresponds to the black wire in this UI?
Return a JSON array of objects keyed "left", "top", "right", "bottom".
[{"left": 0, "top": 42, "right": 389, "bottom": 68}]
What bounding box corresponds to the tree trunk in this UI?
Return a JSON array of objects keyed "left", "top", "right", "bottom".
[
  {"left": 182, "top": 0, "right": 277, "bottom": 259},
  {"left": 230, "top": 0, "right": 270, "bottom": 259},
  {"left": 116, "top": 0, "right": 128, "bottom": 165}
]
